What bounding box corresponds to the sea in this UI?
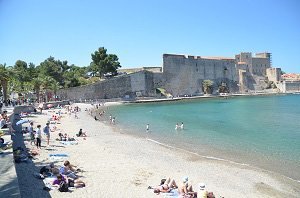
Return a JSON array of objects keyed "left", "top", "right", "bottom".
[{"left": 107, "top": 94, "right": 300, "bottom": 181}]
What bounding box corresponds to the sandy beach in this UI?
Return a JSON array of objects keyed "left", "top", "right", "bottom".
[{"left": 14, "top": 102, "right": 300, "bottom": 198}]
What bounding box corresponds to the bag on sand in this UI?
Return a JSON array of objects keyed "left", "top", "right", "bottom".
[{"left": 58, "top": 181, "right": 68, "bottom": 192}]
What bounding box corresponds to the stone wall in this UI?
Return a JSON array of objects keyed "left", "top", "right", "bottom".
[
  {"left": 266, "top": 68, "right": 281, "bottom": 82},
  {"left": 57, "top": 71, "right": 155, "bottom": 101},
  {"left": 162, "top": 54, "right": 239, "bottom": 96},
  {"left": 280, "top": 81, "right": 300, "bottom": 93},
  {"left": 252, "top": 57, "right": 270, "bottom": 76}
]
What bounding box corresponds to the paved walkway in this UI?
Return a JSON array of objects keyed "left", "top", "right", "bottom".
[{"left": 0, "top": 106, "right": 20, "bottom": 197}]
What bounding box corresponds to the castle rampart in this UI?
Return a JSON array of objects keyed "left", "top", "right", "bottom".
[{"left": 162, "top": 54, "right": 238, "bottom": 96}]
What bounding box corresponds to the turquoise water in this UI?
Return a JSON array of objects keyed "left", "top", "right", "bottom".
[{"left": 107, "top": 94, "right": 300, "bottom": 181}]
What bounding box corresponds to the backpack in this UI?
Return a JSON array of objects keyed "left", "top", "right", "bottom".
[{"left": 58, "top": 181, "right": 68, "bottom": 192}]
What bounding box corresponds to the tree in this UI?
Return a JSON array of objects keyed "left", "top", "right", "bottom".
[
  {"left": 0, "top": 64, "right": 13, "bottom": 105},
  {"left": 41, "top": 76, "right": 56, "bottom": 102},
  {"left": 31, "top": 77, "right": 44, "bottom": 102},
  {"left": 37, "top": 57, "right": 67, "bottom": 87},
  {"left": 202, "top": 80, "right": 214, "bottom": 94},
  {"left": 90, "top": 47, "right": 121, "bottom": 78}
]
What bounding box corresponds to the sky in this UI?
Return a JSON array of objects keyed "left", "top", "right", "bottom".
[{"left": 0, "top": 0, "right": 299, "bottom": 73}]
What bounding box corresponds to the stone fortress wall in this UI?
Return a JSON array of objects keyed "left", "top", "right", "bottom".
[
  {"left": 57, "top": 51, "right": 297, "bottom": 101},
  {"left": 57, "top": 71, "right": 156, "bottom": 101},
  {"left": 162, "top": 54, "right": 239, "bottom": 96}
]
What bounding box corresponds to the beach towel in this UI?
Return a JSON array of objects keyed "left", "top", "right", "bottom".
[
  {"left": 161, "top": 189, "right": 179, "bottom": 198},
  {"left": 49, "top": 153, "right": 69, "bottom": 161},
  {"left": 60, "top": 141, "right": 78, "bottom": 145},
  {"left": 49, "top": 153, "right": 68, "bottom": 157}
]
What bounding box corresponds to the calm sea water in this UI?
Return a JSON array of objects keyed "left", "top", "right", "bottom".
[{"left": 107, "top": 94, "right": 300, "bottom": 181}]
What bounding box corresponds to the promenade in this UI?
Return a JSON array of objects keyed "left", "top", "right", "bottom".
[{"left": 0, "top": 106, "right": 20, "bottom": 197}]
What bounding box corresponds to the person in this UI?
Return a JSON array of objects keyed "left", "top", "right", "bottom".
[
  {"left": 52, "top": 174, "right": 85, "bottom": 189},
  {"left": 197, "top": 183, "right": 208, "bottom": 198},
  {"left": 28, "top": 122, "right": 36, "bottom": 145},
  {"left": 0, "top": 114, "right": 6, "bottom": 129},
  {"left": 181, "top": 122, "right": 184, "bottom": 130},
  {"left": 40, "top": 163, "right": 57, "bottom": 177},
  {"left": 0, "top": 137, "right": 12, "bottom": 150},
  {"left": 74, "top": 112, "right": 78, "bottom": 119},
  {"left": 59, "top": 160, "right": 78, "bottom": 179},
  {"left": 58, "top": 133, "right": 66, "bottom": 141},
  {"left": 43, "top": 122, "right": 50, "bottom": 146},
  {"left": 149, "top": 177, "right": 178, "bottom": 194},
  {"left": 179, "top": 176, "right": 196, "bottom": 197},
  {"left": 109, "top": 115, "right": 112, "bottom": 123},
  {"left": 175, "top": 123, "right": 179, "bottom": 130},
  {"left": 22, "top": 127, "right": 29, "bottom": 134},
  {"left": 111, "top": 117, "right": 116, "bottom": 125},
  {"left": 146, "top": 124, "right": 149, "bottom": 132},
  {"left": 76, "top": 129, "right": 87, "bottom": 137},
  {"left": 63, "top": 133, "right": 68, "bottom": 141},
  {"left": 35, "top": 125, "right": 42, "bottom": 149}
]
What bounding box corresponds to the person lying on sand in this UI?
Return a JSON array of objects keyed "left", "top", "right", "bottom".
[
  {"left": 59, "top": 160, "right": 80, "bottom": 179},
  {"left": 179, "top": 176, "right": 197, "bottom": 197},
  {"left": 148, "top": 177, "right": 178, "bottom": 194},
  {"left": 39, "top": 163, "right": 60, "bottom": 177},
  {"left": 52, "top": 174, "right": 85, "bottom": 189}
]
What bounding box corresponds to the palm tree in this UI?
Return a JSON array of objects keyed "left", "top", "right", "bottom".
[
  {"left": 202, "top": 80, "right": 214, "bottom": 94},
  {"left": 0, "top": 64, "right": 11, "bottom": 105},
  {"left": 41, "top": 76, "right": 56, "bottom": 102},
  {"left": 32, "top": 77, "right": 44, "bottom": 103},
  {"left": 51, "top": 81, "right": 61, "bottom": 100}
]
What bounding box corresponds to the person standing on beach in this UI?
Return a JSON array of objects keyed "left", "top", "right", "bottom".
[
  {"left": 43, "top": 122, "right": 50, "bottom": 146},
  {"left": 29, "top": 122, "right": 35, "bottom": 145},
  {"left": 35, "top": 125, "right": 42, "bottom": 149}
]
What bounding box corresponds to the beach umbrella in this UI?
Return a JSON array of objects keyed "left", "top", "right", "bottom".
[{"left": 16, "top": 119, "right": 30, "bottom": 126}]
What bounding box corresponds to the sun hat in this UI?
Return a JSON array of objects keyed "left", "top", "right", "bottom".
[
  {"left": 198, "top": 183, "right": 206, "bottom": 190},
  {"left": 182, "top": 176, "right": 188, "bottom": 183}
]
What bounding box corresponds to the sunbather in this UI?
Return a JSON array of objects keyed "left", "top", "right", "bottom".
[
  {"left": 52, "top": 174, "right": 85, "bottom": 188},
  {"left": 59, "top": 160, "right": 78, "bottom": 179},
  {"left": 179, "top": 176, "right": 196, "bottom": 197},
  {"left": 149, "top": 177, "right": 178, "bottom": 194}
]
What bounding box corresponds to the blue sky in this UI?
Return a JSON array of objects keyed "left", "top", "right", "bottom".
[{"left": 0, "top": 0, "right": 299, "bottom": 73}]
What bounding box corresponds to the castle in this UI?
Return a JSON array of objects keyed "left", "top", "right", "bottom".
[{"left": 57, "top": 52, "right": 298, "bottom": 101}]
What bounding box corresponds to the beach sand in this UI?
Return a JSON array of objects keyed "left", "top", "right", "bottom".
[{"left": 16, "top": 103, "right": 300, "bottom": 198}]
